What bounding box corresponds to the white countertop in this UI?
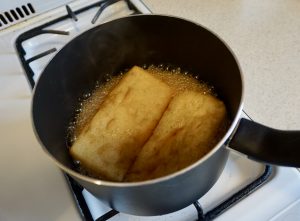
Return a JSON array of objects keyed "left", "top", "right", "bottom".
[
  {"left": 144, "top": 0, "right": 300, "bottom": 130},
  {"left": 0, "top": 0, "right": 300, "bottom": 221},
  {"left": 0, "top": 55, "right": 81, "bottom": 221}
]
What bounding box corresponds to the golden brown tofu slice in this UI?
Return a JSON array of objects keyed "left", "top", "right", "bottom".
[
  {"left": 70, "top": 66, "right": 173, "bottom": 182},
  {"left": 125, "top": 91, "right": 227, "bottom": 182}
]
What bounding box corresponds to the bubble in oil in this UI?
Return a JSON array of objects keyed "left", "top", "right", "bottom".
[
  {"left": 74, "top": 160, "right": 81, "bottom": 167},
  {"left": 73, "top": 160, "right": 90, "bottom": 176},
  {"left": 75, "top": 108, "right": 82, "bottom": 114},
  {"left": 95, "top": 81, "right": 100, "bottom": 88},
  {"left": 82, "top": 93, "right": 91, "bottom": 99},
  {"left": 69, "top": 120, "right": 76, "bottom": 126}
]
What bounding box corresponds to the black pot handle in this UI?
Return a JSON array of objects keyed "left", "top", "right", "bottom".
[{"left": 229, "top": 118, "right": 300, "bottom": 167}]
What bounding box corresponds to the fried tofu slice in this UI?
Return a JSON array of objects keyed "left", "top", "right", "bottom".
[
  {"left": 125, "top": 91, "right": 227, "bottom": 182},
  {"left": 70, "top": 66, "right": 173, "bottom": 182}
]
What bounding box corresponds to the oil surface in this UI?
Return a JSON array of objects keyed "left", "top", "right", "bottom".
[
  {"left": 68, "top": 65, "right": 222, "bottom": 178},
  {"left": 73, "top": 75, "right": 123, "bottom": 138},
  {"left": 147, "top": 65, "right": 215, "bottom": 96},
  {"left": 71, "top": 65, "right": 215, "bottom": 138}
]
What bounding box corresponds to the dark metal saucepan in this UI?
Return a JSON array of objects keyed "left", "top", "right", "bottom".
[{"left": 32, "top": 15, "right": 300, "bottom": 216}]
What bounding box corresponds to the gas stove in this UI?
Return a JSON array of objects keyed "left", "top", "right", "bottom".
[{"left": 1, "top": 1, "right": 300, "bottom": 221}]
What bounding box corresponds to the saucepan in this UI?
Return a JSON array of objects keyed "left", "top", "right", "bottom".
[{"left": 32, "top": 15, "right": 300, "bottom": 216}]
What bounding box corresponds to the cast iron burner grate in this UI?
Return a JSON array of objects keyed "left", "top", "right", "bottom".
[
  {"left": 194, "top": 165, "right": 272, "bottom": 221},
  {"left": 66, "top": 165, "right": 273, "bottom": 221}
]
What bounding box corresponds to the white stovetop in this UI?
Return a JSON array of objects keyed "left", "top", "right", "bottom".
[{"left": 0, "top": 0, "right": 300, "bottom": 221}]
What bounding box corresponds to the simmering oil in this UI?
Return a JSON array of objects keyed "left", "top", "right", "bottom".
[
  {"left": 146, "top": 65, "right": 215, "bottom": 96},
  {"left": 67, "top": 65, "right": 222, "bottom": 178},
  {"left": 70, "top": 65, "right": 215, "bottom": 138}
]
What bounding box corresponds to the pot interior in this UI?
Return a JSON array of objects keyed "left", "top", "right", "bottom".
[{"left": 32, "top": 15, "right": 242, "bottom": 178}]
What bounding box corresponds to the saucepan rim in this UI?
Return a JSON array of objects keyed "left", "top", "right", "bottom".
[{"left": 31, "top": 14, "right": 244, "bottom": 187}]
